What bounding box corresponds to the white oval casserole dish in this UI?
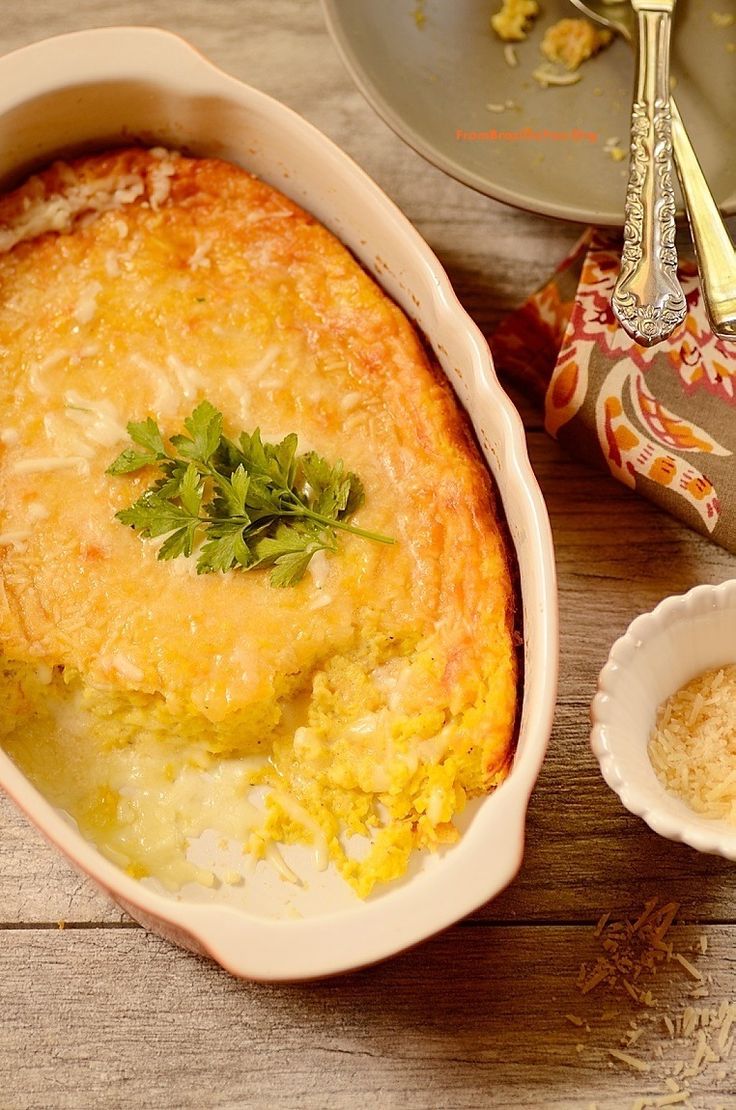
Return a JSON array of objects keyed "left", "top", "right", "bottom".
[{"left": 0, "top": 27, "right": 558, "bottom": 981}]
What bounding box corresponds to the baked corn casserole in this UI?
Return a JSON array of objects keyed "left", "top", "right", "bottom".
[
  {"left": 540, "top": 19, "right": 613, "bottom": 71},
  {"left": 491, "top": 0, "right": 540, "bottom": 41},
  {"left": 0, "top": 149, "right": 517, "bottom": 899}
]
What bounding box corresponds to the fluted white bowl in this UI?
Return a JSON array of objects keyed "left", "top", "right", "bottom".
[{"left": 591, "top": 580, "right": 736, "bottom": 860}]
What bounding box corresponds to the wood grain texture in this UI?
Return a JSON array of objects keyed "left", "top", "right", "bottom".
[
  {"left": 1, "top": 2, "right": 736, "bottom": 1108},
  {"left": 2, "top": 926, "right": 735, "bottom": 1110}
]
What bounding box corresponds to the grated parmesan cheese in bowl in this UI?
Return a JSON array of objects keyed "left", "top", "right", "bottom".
[
  {"left": 592, "top": 580, "right": 736, "bottom": 863},
  {"left": 649, "top": 666, "right": 736, "bottom": 822}
]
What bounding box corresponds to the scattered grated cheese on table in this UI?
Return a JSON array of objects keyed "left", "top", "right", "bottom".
[
  {"left": 674, "top": 953, "right": 703, "bottom": 982},
  {"left": 566, "top": 899, "right": 734, "bottom": 1104},
  {"left": 609, "top": 1048, "right": 650, "bottom": 1072}
]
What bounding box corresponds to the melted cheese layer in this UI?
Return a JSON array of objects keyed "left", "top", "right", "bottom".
[{"left": 0, "top": 149, "right": 517, "bottom": 897}]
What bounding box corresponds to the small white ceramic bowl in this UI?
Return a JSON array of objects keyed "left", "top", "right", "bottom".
[
  {"left": 592, "top": 579, "right": 736, "bottom": 860},
  {"left": 0, "top": 28, "right": 558, "bottom": 980}
]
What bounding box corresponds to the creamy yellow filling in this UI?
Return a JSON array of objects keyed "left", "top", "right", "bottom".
[{"left": 0, "top": 643, "right": 488, "bottom": 897}]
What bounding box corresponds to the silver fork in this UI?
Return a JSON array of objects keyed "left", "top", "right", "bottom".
[
  {"left": 604, "top": 0, "right": 686, "bottom": 346},
  {"left": 573, "top": 0, "right": 736, "bottom": 341}
]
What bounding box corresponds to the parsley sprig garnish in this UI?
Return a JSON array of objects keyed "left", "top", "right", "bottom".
[{"left": 107, "top": 400, "right": 394, "bottom": 586}]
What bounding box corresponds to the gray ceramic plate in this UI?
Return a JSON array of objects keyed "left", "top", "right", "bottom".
[{"left": 322, "top": 0, "right": 736, "bottom": 225}]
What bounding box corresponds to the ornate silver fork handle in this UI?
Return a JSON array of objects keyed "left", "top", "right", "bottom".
[{"left": 613, "top": 1, "right": 686, "bottom": 347}]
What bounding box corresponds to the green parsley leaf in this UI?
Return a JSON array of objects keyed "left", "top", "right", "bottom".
[
  {"left": 152, "top": 461, "right": 188, "bottom": 500},
  {"left": 106, "top": 448, "right": 159, "bottom": 475},
  {"left": 196, "top": 528, "right": 251, "bottom": 574},
  {"left": 270, "top": 546, "right": 323, "bottom": 588},
  {"left": 127, "top": 417, "right": 166, "bottom": 457},
  {"left": 109, "top": 399, "right": 395, "bottom": 587},
  {"left": 252, "top": 524, "right": 323, "bottom": 564},
  {"left": 158, "top": 523, "right": 198, "bottom": 560},
  {"left": 210, "top": 463, "right": 250, "bottom": 519},
  {"left": 300, "top": 451, "right": 333, "bottom": 494},
  {"left": 116, "top": 491, "right": 195, "bottom": 538},
  {"left": 107, "top": 417, "right": 167, "bottom": 475},
  {"left": 178, "top": 463, "right": 204, "bottom": 517},
  {"left": 300, "top": 453, "right": 365, "bottom": 521},
  {"left": 170, "top": 400, "right": 223, "bottom": 464}
]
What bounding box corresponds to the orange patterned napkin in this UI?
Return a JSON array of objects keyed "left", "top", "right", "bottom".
[{"left": 491, "top": 230, "right": 736, "bottom": 549}]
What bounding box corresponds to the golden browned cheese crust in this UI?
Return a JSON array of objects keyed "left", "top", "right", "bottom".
[{"left": 0, "top": 149, "right": 517, "bottom": 894}]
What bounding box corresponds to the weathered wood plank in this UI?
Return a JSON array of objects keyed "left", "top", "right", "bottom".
[
  {"left": 0, "top": 793, "right": 126, "bottom": 924},
  {"left": 1, "top": 925, "right": 733, "bottom": 1109}
]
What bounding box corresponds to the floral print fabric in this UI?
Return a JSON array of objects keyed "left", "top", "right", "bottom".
[{"left": 491, "top": 230, "right": 736, "bottom": 547}]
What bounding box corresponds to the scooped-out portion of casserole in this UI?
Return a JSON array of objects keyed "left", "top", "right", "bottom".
[{"left": 0, "top": 149, "right": 517, "bottom": 900}]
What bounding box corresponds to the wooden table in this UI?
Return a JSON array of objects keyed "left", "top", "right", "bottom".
[{"left": 2, "top": 4, "right": 736, "bottom": 1108}]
